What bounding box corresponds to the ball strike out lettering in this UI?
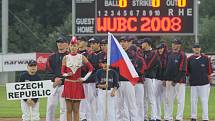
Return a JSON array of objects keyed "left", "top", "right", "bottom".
[
  {"left": 117, "top": 0, "right": 187, "bottom": 7},
  {"left": 152, "top": 0, "right": 187, "bottom": 7}
]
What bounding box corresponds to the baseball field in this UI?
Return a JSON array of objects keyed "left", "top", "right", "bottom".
[{"left": 0, "top": 85, "right": 215, "bottom": 120}]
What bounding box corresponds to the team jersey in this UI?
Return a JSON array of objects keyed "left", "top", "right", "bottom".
[
  {"left": 86, "top": 50, "right": 106, "bottom": 83},
  {"left": 187, "top": 54, "right": 213, "bottom": 86},
  {"left": 130, "top": 55, "right": 146, "bottom": 83},
  {"left": 79, "top": 49, "right": 92, "bottom": 80},
  {"left": 95, "top": 69, "right": 119, "bottom": 89},
  {"left": 46, "top": 51, "right": 68, "bottom": 84},
  {"left": 19, "top": 72, "right": 41, "bottom": 103},
  {"left": 156, "top": 50, "right": 168, "bottom": 81},
  {"left": 140, "top": 49, "right": 161, "bottom": 79},
  {"left": 164, "top": 50, "right": 187, "bottom": 83}
]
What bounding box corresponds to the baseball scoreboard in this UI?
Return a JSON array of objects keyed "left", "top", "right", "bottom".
[{"left": 75, "top": 0, "right": 195, "bottom": 35}]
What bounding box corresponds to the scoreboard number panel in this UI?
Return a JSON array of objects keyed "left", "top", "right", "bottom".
[{"left": 75, "top": 0, "right": 195, "bottom": 35}]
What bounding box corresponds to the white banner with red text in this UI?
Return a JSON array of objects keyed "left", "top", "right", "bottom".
[{"left": 2, "top": 53, "right": 51, "bottom": 72}]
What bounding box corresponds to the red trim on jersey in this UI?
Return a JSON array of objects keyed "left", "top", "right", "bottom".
[
  {"left": 207, "top": 57, "right": 213, "bottom": 75},
  {"left": 179, "top": 51, "right": 185, "bottom": 71},
  {"left": 139, "top": 57, "right": 146, "bottom": 74},
  {"left": 85, "top": 62, "right": 94, "bottom": 72},
  {"left": 186, "top": 55, "right": 195, "bottom": 75},
  {"left": 146, "top": 51, "right": 156, "bottom": 70}
]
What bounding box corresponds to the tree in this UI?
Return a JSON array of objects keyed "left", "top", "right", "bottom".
[
  {"left": 199, "top": 17, "right": 215, "bottom": 53},
  {"left": 8, "top": 11, "right": 50, "bottom": 53},
  {"left": 199, "top": 0, "right": 215, "bottom": 18},
  {"left": 9, "top": 0, "right": 72, "bottom": 28},
  {"left": 6, "top": 0, "right": 72, "bottom": 53}
]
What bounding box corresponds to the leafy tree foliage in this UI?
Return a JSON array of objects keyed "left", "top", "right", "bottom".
[
  {"left": 199, "top": 0, "right": 215, "bottom": 18},
  {"left": 6, "top": 0, "right": 72, "bottom": 53},
  {"left": 199, "top": 17, "right": 215, "bottom": 53}
]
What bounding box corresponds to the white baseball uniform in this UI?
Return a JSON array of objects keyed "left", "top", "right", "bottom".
[
  {"left": 46, "top": 85, "right": 66, "bottom": 121},
  {"left": 135, "top": 83, "right": 145, "bottom": 121},
  {"left": 154, "top": 79, "right": 166, "bottom": 120},
  {"left": 79, "top": 83, "right": 97, "bottom": 121},
  {"left": 144, "top": 78, "right": 157, "bottom": 120},
  {"left": 96, "top": 89, "right": 117, "bottom": 121},
  {"left": 165, "top": 81, "right": 185, "bottom": 121},
  {"left": 116, "top": 81, "right": 138, "bottom": 121},
  {"left": 191, "top": 84, "right": 210, "bottom": 120},
  {"left": 21, "top": 100, "right": 40, "bottom": 121}
]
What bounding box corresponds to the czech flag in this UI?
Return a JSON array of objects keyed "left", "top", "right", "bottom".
[{"left": 107, "top": 33, "right": 139, "bottom": 85}]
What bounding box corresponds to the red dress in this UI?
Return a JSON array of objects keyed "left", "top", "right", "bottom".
[{"left": 61, "top": 53, "right": 85, "bottom": 100}]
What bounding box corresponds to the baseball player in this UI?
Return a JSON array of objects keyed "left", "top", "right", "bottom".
[
  {"left": 116, "top": 36, "right": 138, "bottom": 121},
  {"left": 78, "top": 36, "right": 89, "bottom": 54},
  {"left": 164, "top": 39, "right": 187, "bottom": 121},
  {"left": 77, "top": 36, "right": 92, "bottom": 121},
  {"left": 19, "top": 60, "right": 41, "bottom": 121},
  {"left": 187, "top": 44, "right": 213, "bottom": 121},
  {"left": 45, "top": 35, "right": 69, "bottom": 121},
  {"left": 155, "top": 43, "right": 168, "bottom": 121},
  {"left": 127, "top": 45, "right": 146, "bottom": 121},
  {"left": 100, "top": 37, "right": 108, "bottom": 53},
  {"left": 79, "top": 37, "right": 105, "bottom": 121},
  {"left": 95, "top": 59, "right": 119, "bottom": 121},
  {"left": 139, "top": 38, "right": 161, "bottom": 121}
]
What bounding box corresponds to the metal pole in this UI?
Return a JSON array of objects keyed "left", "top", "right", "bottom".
[
  {"left": 2, "top": 0, "right": 9, "bottom": 54},
  {"left": 1, "top": 0, "right": 11, "bottom": 84},
  {"left": 72, "top": 0, "right": 76, "bottom": 35},
  {"left": 195, "top": 0, "right": 199, "bottom": 44}
]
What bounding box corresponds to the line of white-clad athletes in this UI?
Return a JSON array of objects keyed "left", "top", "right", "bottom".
[{"left": 19, "top": 35, "right": 212, "bottom": 121}]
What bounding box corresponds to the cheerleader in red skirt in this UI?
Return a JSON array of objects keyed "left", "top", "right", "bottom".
[{"left": 61, "top": 36, "right": 93, "bottom": 121}]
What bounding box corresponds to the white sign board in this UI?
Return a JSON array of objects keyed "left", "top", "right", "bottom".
[
  {"left": 3, "top": 53, "right": 36, "bottom": 72},
  {"left": 6, "top": 80, "right": 53, "bottom": 100}
]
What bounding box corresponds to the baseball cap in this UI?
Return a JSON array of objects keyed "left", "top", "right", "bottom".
[
  {"left": 28, "top": 60, "right": 37, "bottom": 66},
  {"left": 56, "top": 35, "right": 69, "bottom": 43},
  {"left": 156, "top": 43, "right": 165, "bottom": 49},
  {"left": 128, "top": 35, "right": 137, "bottom": 41},
  {"left": 133, "top": 39, "right": 142, "bottom": 45},
  {"left": 140, "top": 38, "right": 152, "bottom": 45},
  {"left": 119, "top": 36, "right": 130, "bottom": 42},
  {"left": 128, "top": 45, "right": 138, "bottom": 52},
  {"left": 192, "top": 43, "right": 201, "bottom": 48},
  {"left": 88, "top": 37, "right": 100, "bottom": 43},
  {"left": 77, "top": 36, "right": 87, "bottom": 42},
  {"left": 100, "top": 38, "right": 108, "bottom": 44},
  {"left": 172, "top": 39, "right": 182, "bottom": 44}
]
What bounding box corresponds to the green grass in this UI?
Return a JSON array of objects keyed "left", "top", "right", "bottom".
[
  {"left": 180, "top": 86, "right": 215, "bottom": 119},
  {"left": 0, "top": 85, "right": 215, "bottom": 119}
]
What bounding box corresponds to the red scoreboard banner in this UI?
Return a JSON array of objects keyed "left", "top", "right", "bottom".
[{"left": 75, "top": 0, "right": 195, "bottom": 35}]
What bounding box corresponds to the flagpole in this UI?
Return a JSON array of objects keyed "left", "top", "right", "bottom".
[
  {"left": 104, "top": 33, "right": 111, "bottom": 121},
  {"left": 104, "top": 64, "right": 109, "bottom": 121}
]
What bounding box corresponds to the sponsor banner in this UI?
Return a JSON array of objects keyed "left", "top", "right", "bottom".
[
  {"left": 0, "top": 55, "right": 3, "bottom": 72},
  {"left": 36, "top": 53, "right": 52, "bottom": 71},
  {"left": 3, "top": 53, "right": 36, "bottom": 72},
  {"left": 6, "top": 80, "right": 53, "bottom": 100}
]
